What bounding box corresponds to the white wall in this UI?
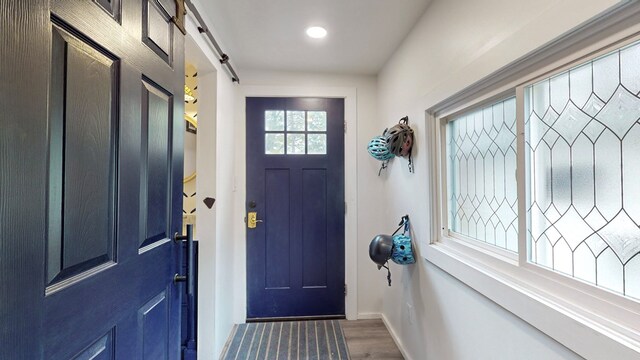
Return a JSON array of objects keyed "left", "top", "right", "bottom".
[
  {"left": 231, "top": 70, "right": 387, "bottom": 322},
  {"left": 186, "top": 10, "right": 240, "bottom": 358},
  {"left": 194, "top": 70, "right": 218, "bottom": 357},
  {"left": 377, "top": 0, "right": 620, "bottom": 359},
  {"left": 212, "top": 68, "right": 238, "bottom": 357}
]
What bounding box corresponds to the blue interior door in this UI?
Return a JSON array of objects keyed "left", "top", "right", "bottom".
[
  {"left": 0, "top": 0, "right": 185, "bottom": 358},
  {"left": 246, "top": 97, "right": 345, "bottom": 319}
]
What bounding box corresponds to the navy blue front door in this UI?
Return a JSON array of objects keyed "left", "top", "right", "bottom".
[
  {"left": 1, "top": 1, "right": 185, "bottom": 358},
  {"left": 246, "top": 97, "right": 345, "bottom": 319}
]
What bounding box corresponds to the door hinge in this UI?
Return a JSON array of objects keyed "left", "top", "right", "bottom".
[
  {"left": 344, "top": 121, "right": 347, "bottom": 133},
  {"left": 171, "top": 0, "right": 187, "bottom": 35},
  {"left": 344, "top": 284, "right": 348, "bottom": 296}
]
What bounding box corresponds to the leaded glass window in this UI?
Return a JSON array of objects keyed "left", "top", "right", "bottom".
[
  {"left": 447, "top": 97, "right": 518, "bottom": 252},
  {"left": 525, "top": 40, "right": 640, "bottom": 299}
]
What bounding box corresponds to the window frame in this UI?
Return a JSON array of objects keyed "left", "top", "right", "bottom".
[
  {"left": 517, "top": 33, "right": 640, "bottom": 302},
  {"left": 439, "top": 92, "right": 520, "bottom": 262},
  {"left": 427, "top": 11, "right": 640, "bottom": 358}
]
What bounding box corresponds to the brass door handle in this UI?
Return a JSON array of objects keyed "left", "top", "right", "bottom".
[{"left": 247, "top": 212, "right": 263, "bottom": 228}]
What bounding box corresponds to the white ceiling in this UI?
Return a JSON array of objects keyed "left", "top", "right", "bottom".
[{"left": 195, "top": 0, "right": 432, "bottom": 75}]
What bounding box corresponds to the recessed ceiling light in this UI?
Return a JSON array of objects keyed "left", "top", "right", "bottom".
[{"left": 306, "top": 26, "right": 327, "bottom": 39}]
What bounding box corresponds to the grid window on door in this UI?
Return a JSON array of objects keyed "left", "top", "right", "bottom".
[{"left": 264, "top": 110, "right": 327, "bottom": 155}]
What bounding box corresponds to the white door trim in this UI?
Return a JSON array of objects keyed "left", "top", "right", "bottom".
[{"left": 235, "top": 85, "right": 358, "bottom": 321}]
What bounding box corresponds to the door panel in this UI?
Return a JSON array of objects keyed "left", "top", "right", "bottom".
[
  {"left": 265, "top": 169, "right": 291, "bottom": 289},
  {"left": 94, "top": 0, "right": 120, "bottom": 21},
  {"left": 143, "top": 0, "right": 173, "bottom": 63},
  {"left": 141, "top": 79, "right": 173, "bottom": 247},
  {"left": 246, "top": 97, "right": 345, "bottom": 319},
  {"left": 72, "top": 330, "right": 114, "bottom": 360},
  {"left": 302, "top": 169, "right": 328, "bottom": 288},
  {"left": 48, "top": 23, "right": 118, "bottom": 284},
  {"left": 139, "top": 290, "right": 170, "bottom": 360},
  {"left": 0, "top": 0, "right": 185, "bottom": 357}
]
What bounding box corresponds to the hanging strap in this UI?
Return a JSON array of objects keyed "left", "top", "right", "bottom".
[
  {"left": 391, "top": 222, "right": 404, "bottom": 237},
  {"left": 380, "top": 262, "right": 392, "bottom": 286},
  {"left": 377, "top": 159, "right": 389, "bottom": 176},
  {"left": 398, "top": 116, "right": 414, "bottom": 173},
  {"left": 383, "top": 215, "right": 410, "bottom": 287},
  {"left": 407, "top": 151, "right": 414, "bottom": 173},
  {"left": 391, "top": 214, "right": 410, "bottom": 236},
  {"left": 402, "top": 214, "right": 410, "bottom": 234}
]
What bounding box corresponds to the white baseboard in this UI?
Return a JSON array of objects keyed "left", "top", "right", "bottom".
[
  {"left": 356, "top": 312, "right": 382, "bottom": 320},
  {"left": 380, "top": 313, "right": 412, "bottom": 360}
]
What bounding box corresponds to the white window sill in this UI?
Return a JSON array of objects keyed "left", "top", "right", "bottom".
[{"left": 424, "top": 238, "right": 640, "bottom": 359}]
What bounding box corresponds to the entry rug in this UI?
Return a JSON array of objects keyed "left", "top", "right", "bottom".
[{"left": 221, "top": 320, "right": 351, "bottom": 360}]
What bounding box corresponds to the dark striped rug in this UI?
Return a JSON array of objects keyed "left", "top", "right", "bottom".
[{"left": 221, "top": 320, "right": 351, "bottom": 360}]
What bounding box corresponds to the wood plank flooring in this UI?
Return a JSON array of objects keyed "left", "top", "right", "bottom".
[{"left": 340, "top": 319, "right": 404, "bottom": 359}]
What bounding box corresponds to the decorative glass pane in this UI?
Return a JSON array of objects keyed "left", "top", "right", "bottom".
[
  {"left": 307, "top": 134, "right": 326, "bottom": 154},
  {"left": 287, "top": 134, "right": 305, "bottom": 154},
  {"left": 620, "top": 41, "right": 640, "bottom": 94},
  {"left": 597, "top": 248, "right": 624, "bottom": 294},
  {"left": 447, "top": 97, "right": 517, "bottom": 252},
  {"left": 265, "top": 110, "right": 284, "bottom": 131},
  {"left": 525, "top": 39, "right": 640, "bottom": 299},
  {"left": 265, "top": 133, "right": 284, "bottom": 154},
  {"left": 593, "top": 53, "right": 619, "bottom": 100},
  {"left": 574, "top": 242, "right": 596, "bottom": 284},
  {"left": 287, "top": 111, "right": 306, "bottom": 131},
  {"left": 307, "top": 111, "right": 327, "bottom": 131},
  {"left": 626, "top": 256, "right": 640, "bottom": 300}
]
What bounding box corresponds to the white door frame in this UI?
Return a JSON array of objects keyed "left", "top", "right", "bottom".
[{"left": 235, "top": 85, "right": 358, "bottom": 322}]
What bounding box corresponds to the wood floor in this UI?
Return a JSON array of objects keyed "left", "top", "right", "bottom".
[{"left": 340, "top": 319, "right": 404, "bottom": 359}]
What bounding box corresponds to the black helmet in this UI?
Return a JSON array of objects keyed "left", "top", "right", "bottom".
[
  {"left": 385, "top": 117, "right": 414, "bottom": 157},
  {"left": 369, "top": 234, "right": 393, "bottom": 269},
  {"left": 385, "top": 116, "right": 414, "bottom": 173}
]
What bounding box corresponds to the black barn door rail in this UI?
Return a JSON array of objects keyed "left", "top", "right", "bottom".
[{"left": 185, "top": 0, "right": 240, "bottom": 83}]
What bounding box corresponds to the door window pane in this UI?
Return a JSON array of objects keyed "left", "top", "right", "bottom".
[
  {"left": 265, "top": 109, "right": 328, "bottom": 156},
  {"left": 447, "top": 97, "right": 518, "bottom": 252},
  {"left": 525, "top": 39, "right": 640, "bottom": 299},
  {"left": 265, "top": 133, "right": 285, "bottom": 154},
  {"left": 307, "top": 134, "right": 327, "bottom": 154},
  {"left": 265, "top": 110, "right": 284, "bottom": 131},
  {"left": 287, "top": 111, "right": 306, "bottom": 131},
  {"left": 307, "top": 111, "right": 327, "bottom": 131},
  {"left": 287, "top": 134, "right": 305, "bottom": 154}
]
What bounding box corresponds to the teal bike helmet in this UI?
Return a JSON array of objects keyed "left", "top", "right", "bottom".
[
  {"left": 367, "top": 135, "right": 394, "bottom": 161},
  {"left": 391, "top": 234, "right": 415, "bottom": 265},
  {"left": 368, "top": 132, "right": 394, "bottom": 176}
]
